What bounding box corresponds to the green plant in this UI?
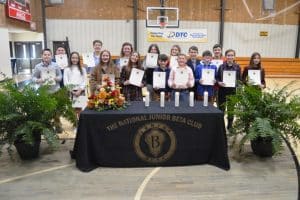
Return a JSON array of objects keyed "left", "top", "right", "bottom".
[
  {"left": 0, "top": 78, "right": 77, "bottom": 157},
  {"left": 227, "top": 81, "right": 300, "bottom": 155}
]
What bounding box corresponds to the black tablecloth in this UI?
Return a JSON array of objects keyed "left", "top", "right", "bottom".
[{"left": 72, "top": 101, "right": 230, "bottom": 172}]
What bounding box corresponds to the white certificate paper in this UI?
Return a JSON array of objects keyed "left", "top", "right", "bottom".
[
  {"left": 175, "top": 69, "right": 189, "bottom": 86},
  {"left": 153, "top": 72, "right": 166, "bottom": 88},
  {"left": 129, "top": 68, "right": 144, "bottom": 87},
  {"left": 101, "top": 74, "right": 115, "bottom": 86},
  {"left": 223, "top": 70, "right": 236, "bottom": 87},
  {"left": 55, "top": 54, "right": 68, "bottom": 69},
  {"left": 211, "top": 59, "right": 223, "bottom": 69},
  {"left": 41, "top": 69, "right": 56, "bottom": 85},
  {"left": 119, "top": 58, "right": 129, "bottom": 68},
  {"left": 202, "top": 68, "right": 215, "bottom": 85},
  {"left": 145, "top": 53, "right": 158, "bottom": 68},
  {"left": 72, "top": 95, "right": 88, "bottom": 108},
  {"left": 82, "top": 53, "right": 96, "bottom": 67},
  {"left": 169, "top": 56, "right": 178, "bottom": 69},
  {"left": 248, "top": 70, "right": 261, "bottom": 85}
]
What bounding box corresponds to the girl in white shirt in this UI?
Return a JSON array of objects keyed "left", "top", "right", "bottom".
[{"left": 64, "top": 52, "right": 87, "bottom": 118}]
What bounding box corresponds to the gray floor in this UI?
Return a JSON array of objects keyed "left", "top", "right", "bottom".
[{"left": 0, "top": 139, "right": 297, "bottom": 200}]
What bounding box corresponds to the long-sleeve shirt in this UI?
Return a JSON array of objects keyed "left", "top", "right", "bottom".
[
  {"left": 90, "top": 64, "right": 120, "bottom": 95},
  {"left": 168, "top": 65, "right": 195, "bottom": 89},
  {"left": 32, "top": 61, "right": 62, "bottom": 93},
  {"left": 217, "top": 62, "right": 241, "bottom": 88},
  {"left": 63, "top": 65, "right": 87, "bottom": 91},
  {"left": 195, "top": 62, "right": 217, "bottom": 97}
]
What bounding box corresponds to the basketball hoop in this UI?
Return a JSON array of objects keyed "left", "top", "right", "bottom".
[{"left": 159, "top": 21, "right": 167, "bottom": 29}]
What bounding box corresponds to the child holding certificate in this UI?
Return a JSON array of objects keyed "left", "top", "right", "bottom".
[
  {"left": 217, "top": 49, "right": 241, "bottom": 129},
  {"left": 168, "top": 54, "right": 195, "bottom": 103},
  {"left": 63, "top": 52, "right": 87, "bottom": 119},
  {"left": 242, "top": 52, "right": 266, "bottom": 89},
  {"left": 90, "top": 50, "right": 120, "bottom": 95},
  {"left": 143, "top": 44, "right": 160, "bottom": 100},
  {"left": 54, "top": 46, "right": 68, "bottom": 88},
  {"left": 168, "top": 44, "right": 181, "bottom": 69},
  {"left": 121, "top": 52, "right": 145, "bottom": 101},
  {"left": 195, "top": 50, "right": 217, "bottom": 103},
  {"left": 32, "top": 48, "right": 62, "bottom": 94},
  {"left": 115, "top": 42, "right": 133, "bottom": 71},
  {"left": 153, "top": 54, "right": 171, "bottom": 101}
]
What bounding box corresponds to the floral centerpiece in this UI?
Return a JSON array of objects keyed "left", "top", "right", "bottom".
[{"left": 87, "top": 77, "right": 126, "bottom": 111}]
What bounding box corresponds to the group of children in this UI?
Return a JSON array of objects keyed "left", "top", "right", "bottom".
[{"left": 32, "top": 41, "right": 266, "bottom": 129}]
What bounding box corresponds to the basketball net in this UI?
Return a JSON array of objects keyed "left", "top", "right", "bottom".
[{"left": 159, "top": 21, "right": 167, "bottom": 29}]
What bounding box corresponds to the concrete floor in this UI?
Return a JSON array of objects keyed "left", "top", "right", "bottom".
[
  {"left": 0, "top": 77, "right": 299, "bottom": 200},
  {"left": 0, "top": 140, "right": 297, "bottom": 200}
]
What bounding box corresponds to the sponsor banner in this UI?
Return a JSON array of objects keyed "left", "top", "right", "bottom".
[
  {"left": 7, "top": 0, "right": 31, "bottom": 23},
  {"left": 147, "top": 29, "right": 207, "bottom": 43}
]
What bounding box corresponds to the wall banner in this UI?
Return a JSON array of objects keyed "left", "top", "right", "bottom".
[{"left": 147, "top": 29, "right": 207, "bottom": 43}]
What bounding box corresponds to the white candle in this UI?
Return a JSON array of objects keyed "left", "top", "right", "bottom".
[
  {"left": 160, "top": 91, "right": 165, "bottom": 107},
  {"left": 203, "top": 91, "right": 208, "bottom": 107},
  {"left": 175, "top": 92, "right": 180, "bottom": 107},
  {"left": 145, "top": 92, "right": 150, "bottom": 107},
  {"left": 189, "top": 91, "right": 194, "bottom": 107}
]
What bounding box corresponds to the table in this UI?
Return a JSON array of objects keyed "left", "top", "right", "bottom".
[{"left": 72, "top": 101, "right": 230, "bottom": 172}]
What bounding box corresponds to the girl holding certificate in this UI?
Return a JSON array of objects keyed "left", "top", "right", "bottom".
[
  {"left": 153, "top": 54, "right": 171, "bottom": 101},
  {"left": 216, "top": 49, "right": 241, "bottom": 130},
  {"left": 115, "top": 42, "right": 133, "bottom": 71},
  {"left": 195, "top": 50, "right": 217, "bottom": 103},
  {"left": 121, "top": 52, "right": 145, "bottom": 101},
  {"left": 242, "top": 52, "right": 266, "bottom": 89},
  {"left": 168, "top": 44, "right": 181, "bottom": 69},
  {"left": 168, "top": 54, "right": 195, "bottom": 103},
  {"left": 63, "top": 52, "right": 87, "bottom": 119},
  {"left": 143, "top": 44, "right": 160, "bottom": 100},
  {"left": 90, "top": 50, "right": 120, "bottom": 95}
]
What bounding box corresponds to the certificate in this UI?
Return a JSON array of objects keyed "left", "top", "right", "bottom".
[
  {"left": 55, "top": 54, "right": 68, "bottom": 69},
  {"left": 175, "top": 69, "right": 189, "bottom": 86},
  {"left": 82, "top": 53, "right": 96, "bottom": 67},
  {"left": 145, "top": 53, "right": 158, "bottom": 68},
  {"left": 201, "top": 68, "right": 215, "bottom": 85},
  {"left": 211, "top": 59, "right": 223, "bottom": 69},
  {"left": 153, "top": 72, "right": 166, "bottom": 88},
  {"left": 41, "top": 69, "right": 56, "bottom": 85},
  {"left": 119, "top": 58, "right": 129, "bottom": 68},
  {"left": 129, "top": 68, "right": 144, "bottom": 87},
  {"left": 248, "top": 70, "right": 261, "bottom": 85},
  {"left": 72, "top": 95, "right": 88, "bottom": 108},
  {"left": 223, "top": 70, "right": 236, "bottom": 87},
  {"left": 102, "top": 74, "right": 115, "bottom": 86},
  {"left": 169, "top": 56, "right": 178, "bottom": 69}
]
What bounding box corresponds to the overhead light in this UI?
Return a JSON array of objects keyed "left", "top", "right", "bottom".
[
  {"left": 263, "top": 0, "right": 276, "bottom": 10},
  {"left": 48, "top": 0, "right": 64, "bottom": 5}
]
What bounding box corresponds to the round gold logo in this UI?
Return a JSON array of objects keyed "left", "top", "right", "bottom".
[{"left": 134, "top": 122, "right": 176, "bottom": 163}]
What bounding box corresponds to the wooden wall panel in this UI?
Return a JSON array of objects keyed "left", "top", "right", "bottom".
[
  {"left": 46, "top": 0, "right": 299, "bottom": 25},
  {"left": 0, "top": 5, "right": 6, "bottom": 27}
]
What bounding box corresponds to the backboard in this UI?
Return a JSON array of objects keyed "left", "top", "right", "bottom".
[{"left": 146, "top": 7, "right": 179, "bottom": 28}]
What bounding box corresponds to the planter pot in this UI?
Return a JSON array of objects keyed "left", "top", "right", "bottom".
[
  {"left": 14, "top": 134, "right": 41, "bottom": 160},
  {"left": 250, "top": 137, "right": 274, "bottom": 157}
]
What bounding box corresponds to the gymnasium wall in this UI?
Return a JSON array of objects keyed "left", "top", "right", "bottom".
[{"left": 45, "top": 0, "right": 300, "bottom": 57}]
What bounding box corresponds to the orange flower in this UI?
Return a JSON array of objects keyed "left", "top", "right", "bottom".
[{"left": 98, "top": 91, "right": 107, "bottom": 99}]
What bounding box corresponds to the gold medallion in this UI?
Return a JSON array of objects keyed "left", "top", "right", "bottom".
[{"left": 134, "top": 122, "right": 176, "bottom": 163}]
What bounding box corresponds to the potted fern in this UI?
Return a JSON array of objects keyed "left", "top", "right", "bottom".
[
  {"left": 227, "top": 82, "right": 300, "bottom": 157},
  {"left": 0, "top": 78, "right": 76, "bottom": 159}
]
